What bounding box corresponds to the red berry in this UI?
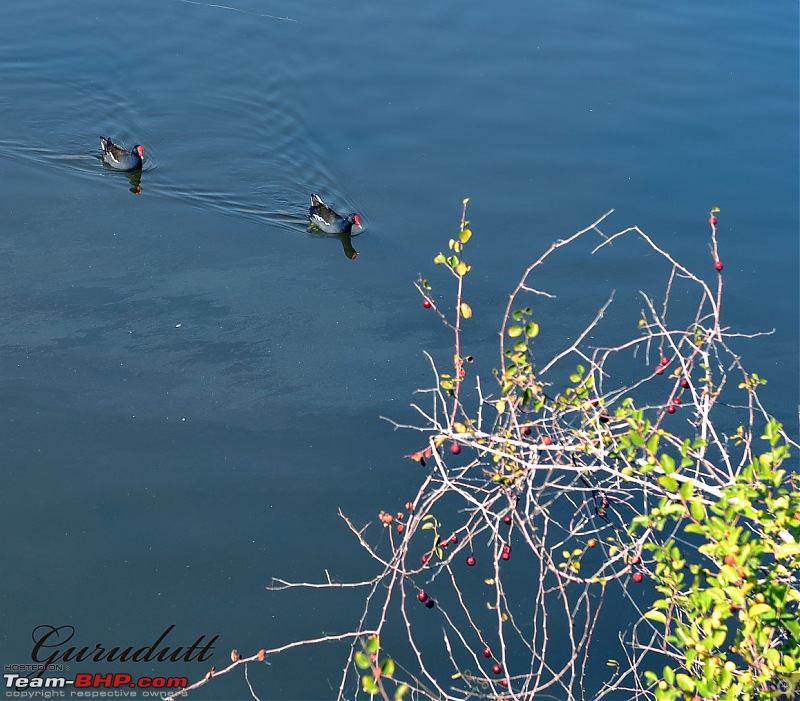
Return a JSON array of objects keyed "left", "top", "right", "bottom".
[
  {"left": 632, "top": 555, "right": 641, "bottom": 565},
  {"left": 466, "top": 555, "right": 476, "bottom": 567},
  {"left": 667, "top": 405, "right": 676, "bottom": 414},
  {"left": 423, "top": 299, "right": 432, "bottom": 308},
  {"left": 632, "top": 572, "right": 643, "bottom": 583},
  {"left": 440, "top": 539, "right": 448, "bottom": 548},
  {"left": 421, "top": 554, "right": 429, "bottom": 564},
  {"left": 542, "top": 436, "right": 553, "bottom": 446},
  {"left": 709, "top": 215, "right": 718, "bottom": 226},
  {"left": 450, "top": 443, "right": 461, "bottom": 455},
  {"left": 425, "top": 598, "right": 435, "bottom": 609},
  {"left": 521, "top": 426, "right": 531, "bottom": 435},
  {"left": 601, "top": 498, "right": 609, "bottom": 508},
  {"left": 655, "top": 366, "right": 664, "bottom": 375},
  {"left": 673, "top": 397, "right": 682, "bottom": 405},
  {"left": 661, "top": 357, "right": 669, "bottom": 366},
  {"left": 596, "top": 508, "right": 607, "bottom": 518},
  {"left": 681, "top": 378, "right": 690, "bottom": 388},
  {"left": 483, "top": 648, "right": 492, "bottom": 658},
  {"left": 450, "top": 535, "right": 458, "bottom": 545},
  {"left": 417, "top": 591, "right": 428, "bottom": 603},
  {"left": 724, "top": 554, "right": 736, "bottom": 566},
  {"left": 492, "top": 664, "right": 502, "bottom": 675},
  {"left": 503, "top": 515, "right": 512, "bottom": 525},
  {"left": 501, "top": 551, "right": 510, "bottom": 561},
  {"left": 715, "top": 261, "right": 724, "bottom": 271},
  {"left": 501, "top": 680, "right": 509, "bottom": 688}
]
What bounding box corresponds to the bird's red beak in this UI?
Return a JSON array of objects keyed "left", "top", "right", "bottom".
[
  {"left": 137, "top": 145, "right": 145, "bottom": 158},
  {"left": 354, "top": 214, "right": 362, "bottom": 228}
]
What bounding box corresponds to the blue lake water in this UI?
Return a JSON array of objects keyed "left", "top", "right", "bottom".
[{"left": 1, "top": 1, "right": 797, "bottom": 698}]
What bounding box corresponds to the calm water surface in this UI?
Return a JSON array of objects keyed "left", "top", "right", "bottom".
[{"left": 1, "top": 1, "right": 797, "bottom": 698}]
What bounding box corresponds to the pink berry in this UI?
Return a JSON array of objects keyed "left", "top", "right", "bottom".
[
  {"left": 483, "top": 648, "right": 491, "bottom": 658},
  {"left": 423, "top": 299, "right": 432, "bottom": 308},
  {"left": 466, "top": 556, "right": 476, "bottom": 567},
  {"left": 632, "top": 572, "right": 643, "bottom": 583},
  {"left": 655, "top": 366, "right": 664, "bottom": 375},
  {"left": 417, "top": 591, "right": 428, "bottom": 603},
  {"left": 709, "top": 215, "right": 718, "bottom": 226},
  {"left": 421, "top": 554, "right": 429, "bottom": 564},
  {"left": 501, "top": 552, "right": 510, "bottom": 561},
  {"left": 503, "top": 515, "right": 512, "bottom": 525},
  {"left": 440, "top": 539, "right": 448, "bottom": 548},
  {"left": 450, "top": 443, "right": 461, "bottom": 455},
  {"left": 450, "top": 535, "right": 458, "bottom": 545},
  {"left": 715, "top": 261, "right": 724, "bottom": 271},
  {"left": 492, "top": 664, "right": 502, "bottom": 675}
]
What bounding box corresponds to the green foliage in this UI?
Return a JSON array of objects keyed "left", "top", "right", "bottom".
[{"left": 633, "top": 419, "right": 800, "bottom": 700}]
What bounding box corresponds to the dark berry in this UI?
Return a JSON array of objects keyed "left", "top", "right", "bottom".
[
  {"left": 483, "top": 648, "right": 491, "bottom": 658},
  {"left": 466, "top": 556, "right": 476, "bottom": 567},
  {"left": 417, "top": 591, "right": 428, "bottom": 603},
  {"left": 421, "top": 554, "right": 429, "bottom": 564},
  {"left": 425, "top": 598, "right": 435, "bottom": 609},
  {"left": 503, "top": 515, "right": 512, "bottom": 525},
  {"left": 681, "top": 378, "right": 690, "bottom": 388},
  {"left": 450, "top": 535, "right": 458, "bottom": 545},
  {"left": 521, "top": 426, "right": 531, "bottom": 435},
  {"left": 492, "top": 664, "right": 502, "bottom": 675}
]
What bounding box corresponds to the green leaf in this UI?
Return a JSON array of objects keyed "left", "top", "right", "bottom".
[
  {"left": 459, "top": 228, "right": 472, "bottom": 243},
  {"left": 459, "top": 302, "right": 473, "bottom": 319},
  {"left": 676, "top": 674, "right": 695, "bottom": 693},
  {"left": 660, "top": 454, "right": 676, "bottom": 475},
  {"left": 679, "top": 479, "right": 694, "bottom": 501},
  {"left": 365, "top": 636, "right": 380, "bottom": 655},
  {"left": 659, "top": 476, "right": 679, "bottom": 492},
  {"left": 362, "top": 676, "right": 380, "bottom": 695},
  {"left": 644, "top": 610, "right": 667, "bottom": 624},
  {"left": 380, "top": 658, "right": 395, "bottom": 678},
  {"left": 526, "top": 321, "right": 540, "bottom": 338},
  {"left": 690, "top": 500, "right": 706, "bottom": 522},
  {"left": 513, "top": 340, "right": 528, "bottom": 352},
  {"left": 355, "top": 652, "right": 371, "bottom": 670},
  {"left": 394, "top": 684, "right": 410, "bottom": 700},
  {"left": 508, "top": 326, "right": 523, "bottom": 338},
  {"left": 433, "top": 253, "right": 446, "bottom": 265}
]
